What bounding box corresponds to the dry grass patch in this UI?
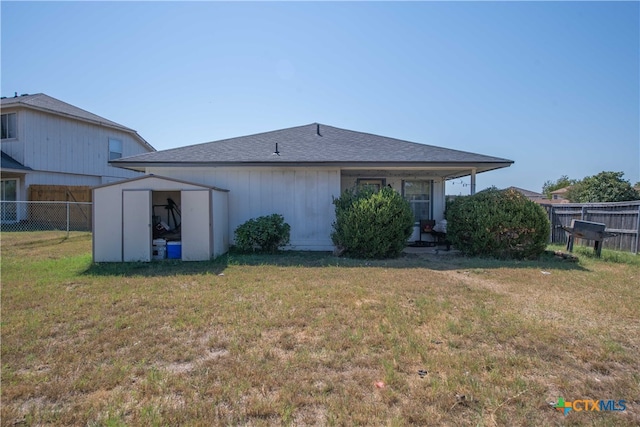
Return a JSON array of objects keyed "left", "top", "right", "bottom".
[{"left": 1, "top": 232, "right": 639, "bottom": 426}]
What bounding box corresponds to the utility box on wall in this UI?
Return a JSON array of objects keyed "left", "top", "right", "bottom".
[{"left": 92, "top": 175, "right": 229, "bottom": 262}]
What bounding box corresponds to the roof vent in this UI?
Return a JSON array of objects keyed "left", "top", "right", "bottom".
[
  {"left": 316, "top": 123, "right": 321, "bottom": 136},
  {"left": 14, "top": 92, "right": 18, "bottom": 98},
  {"left": 272, "top": 143, "right": 280, "bottom": 156}
]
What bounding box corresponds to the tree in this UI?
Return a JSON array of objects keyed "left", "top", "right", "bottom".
[
  {"left": 566, "top": 171, "right": 640, "bottom": 203},
  {"left": 541, "top": 175, "right": 576, "bottom": 199}
]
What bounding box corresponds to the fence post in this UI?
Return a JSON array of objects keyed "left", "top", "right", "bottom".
[
  {"left": 66, "top": 202, "right": 70, "bottom": 237},
  {"left": 547, "top": 205, "right": 554, "bottom": 244},
  {"left": 636, "top": 204, "right": 640, "bottom": 255}
]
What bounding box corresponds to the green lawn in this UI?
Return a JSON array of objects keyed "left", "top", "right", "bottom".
[{"left": 1, "top": 232, "right": 639, "bottom": 426}]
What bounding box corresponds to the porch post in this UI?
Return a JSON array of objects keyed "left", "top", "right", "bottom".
[{"left": 470, "top": 168, "right": 477, "bottom": 195}]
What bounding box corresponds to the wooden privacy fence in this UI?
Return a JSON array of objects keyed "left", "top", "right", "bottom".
[
  {"left": 27, "top": 185, "right": 92, "bottom": 228},
  {"left": 542, "top": 201, "right": 640, "bottom": 254},
  {"left": 28, "top": 184, "right": 92, "bottom": 203}
]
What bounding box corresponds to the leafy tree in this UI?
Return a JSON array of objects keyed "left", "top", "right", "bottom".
[
  {"left": 542, "top": 175, "right": 576, "bottom": 199},
  {"left": 567, "top": 171, "right": 640, "bottom": 203}
]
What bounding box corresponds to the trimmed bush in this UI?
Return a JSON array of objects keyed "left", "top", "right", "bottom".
[
  {"left": 234, "top": 214, "right": 291, "bottom": 253},
  {"left": 331, "top": 186, "right": 414, "bottom": 259},
  {"left": 447, "top": 188, "right": 550, "bottom": 259}
]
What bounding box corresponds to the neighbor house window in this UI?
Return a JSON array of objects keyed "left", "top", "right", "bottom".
[
  {"left": 1, "top": 179, "right": 18, "bottom": 222},
  {"left": 403, "top": 180, "right": 432, "bottom": 222},
  {"left": 1, "top": 113, "right": 17, "bottom": 139},
  {"left": 109, "top": 138, "right": 122, "bottom": 160}
]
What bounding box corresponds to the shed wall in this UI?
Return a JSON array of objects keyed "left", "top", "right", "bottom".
[{"left": 212, "top": 190, "right": 229, "bottom": 257}]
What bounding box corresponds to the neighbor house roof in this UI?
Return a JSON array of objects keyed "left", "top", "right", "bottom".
[
  {"left": 1, "top": 151, "right": 32, "bottom": 172},
  {"left": 507, "top": 186, "right": 545, "bottom": 199},
  {"left": 1, "top": 93, "right": 155, "bottom": 151},
  {"left": 112, "top": 123, "right": 513, "bottom": 174},
  {"left": 550, "top": 186, "right": 571, "bottom": 195}
]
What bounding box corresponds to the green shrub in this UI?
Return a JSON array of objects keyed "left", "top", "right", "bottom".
[
  {"left": 331, "top": 186, "right": 414, "bottom": 259},
  {"left": 234, "top": 214, "right": 291, "bottom": 253},
  {"left": 447, "top": 187, "right": 550, "bottom": 259}
]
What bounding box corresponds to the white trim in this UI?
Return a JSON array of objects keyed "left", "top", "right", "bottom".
[
  {"left": 0, "top": 177, "right": 20, "bottom": 223},
  {"left": 1, "top": 111, "right": 18, "bottom": 140}
]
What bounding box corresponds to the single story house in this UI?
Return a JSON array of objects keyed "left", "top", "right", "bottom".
[{"left": 105, "top": 123, "right": 513, "bottom": 256}]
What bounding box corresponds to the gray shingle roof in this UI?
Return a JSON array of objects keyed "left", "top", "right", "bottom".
[
  {"left": 1, "top": 151, "right": 32, "bottom": 171},
  {"left": 1, "top": 93, "right": 134, "bottom": 132},
  {"left": 507, "top": 187, "right": 544, "bottom": 198},
  {"left": 113, "top": 123, "right": 513, "bottom": 167},
  {"left": 1, "top": 93, "right": 155, "bottom": 151}
]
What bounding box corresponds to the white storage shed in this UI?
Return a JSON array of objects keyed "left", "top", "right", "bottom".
[{"left": 93, "top": 175, "right": 229, "bottom": 262}]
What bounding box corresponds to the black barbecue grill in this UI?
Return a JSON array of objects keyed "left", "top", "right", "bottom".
[{"left": 561, "top": 219, "right": 617, "bottom": 258}]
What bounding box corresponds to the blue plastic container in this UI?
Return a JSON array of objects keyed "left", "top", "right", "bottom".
[{"left": 167, "top": 241, "right": 182, "bottom": 259}]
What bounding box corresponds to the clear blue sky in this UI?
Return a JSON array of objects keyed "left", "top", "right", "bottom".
[{"left": 2, "top": 1, "right": 638, "bottom": 195}]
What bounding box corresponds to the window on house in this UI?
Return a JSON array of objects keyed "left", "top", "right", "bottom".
[
  {"left": 357, "top": 178, "right": 385, "bottom": 191},
  {"left": 1, "top": 113, "right": 17, "bottom": 139},
  {"left": 109, "top": 138, "right": 123, "bottom": 160},
  {"left": 1, "top": 179, "right": 18, "bottom": 222},
  {"left": 403, "top": 180, "right": 432, "bottom": 222}
]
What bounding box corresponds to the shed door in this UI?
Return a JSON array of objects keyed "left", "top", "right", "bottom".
[
  {"left": 122, "top": 190, "right": 152, "bottom": 262},
  {"left": 181, "top": 190, "right": 211, "bottom": 261}
]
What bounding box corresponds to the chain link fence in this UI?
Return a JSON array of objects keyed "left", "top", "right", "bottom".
[{"left": 1, "top": 201, "right": 92, "bottom": 234}]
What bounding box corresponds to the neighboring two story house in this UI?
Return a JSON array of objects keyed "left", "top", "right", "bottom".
[{"left": 1, "top": 93, "right": 154, "bottom": 221}]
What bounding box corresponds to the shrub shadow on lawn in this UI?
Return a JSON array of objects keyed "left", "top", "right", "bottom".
[{"left": 83, "top": 248, "right": 588, "bottom": 277}]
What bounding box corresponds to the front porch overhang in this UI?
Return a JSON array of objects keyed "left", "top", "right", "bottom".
[{"left": 111, "top": 161, "right": 512, "bottom": 177}]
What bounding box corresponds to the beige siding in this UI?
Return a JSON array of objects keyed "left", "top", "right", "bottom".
[
  {"left": 3, "top": 108, "right": 151, "bottom": 195},
  {"left": 21, "top": 109, "right": 148, "bottom": 179},
  {"left": 145, "top": 167, "right": 341, "bottom": 250},
  {"left": 25, "top": 171, "right": 103, "bottom": 188}
]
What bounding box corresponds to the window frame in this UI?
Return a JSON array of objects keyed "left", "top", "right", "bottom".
[
  {"left": 1, "top": 178, "right": 19, "bottom": 223},
  {"left": 402, "top": 179, "right": 433, "bottom": 223},
  {"left": 108, "top": 138, "right": 123, "bottom": 161},
  {"left": 356, "top": 178, "right": 386, "bottom": 192},
  {"left": 1, "top": 112, "right": 17, "bottom": 140}
]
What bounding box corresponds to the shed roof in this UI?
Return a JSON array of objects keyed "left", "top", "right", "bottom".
[
  {"left": 92, "top": 174, "right": 228, "bottom": 192},
  {"left": 112, "top": 123, "right": 513, "bottom": 172}
]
